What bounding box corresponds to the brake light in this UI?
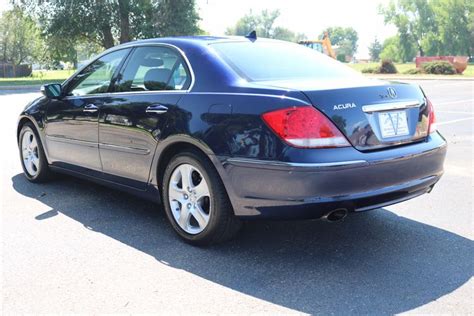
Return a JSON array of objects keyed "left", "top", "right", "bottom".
[
  {"left": 261, "top": 106, "right": 350, "bottom": 148},
  {"left": 427, "top": 98, "right": 437, "bottom": 134}
]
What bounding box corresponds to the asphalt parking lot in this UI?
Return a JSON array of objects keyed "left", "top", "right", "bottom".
[{"left": 1, "top": 80, "right": 473, "bottom": 314}]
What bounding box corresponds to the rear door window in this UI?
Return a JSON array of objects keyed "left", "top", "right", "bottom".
[{"left": 114, "top": 46, "right": 191, "bottom": 92}]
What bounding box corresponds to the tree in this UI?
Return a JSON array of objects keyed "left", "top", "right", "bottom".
[
  {"left": 0, "top": 6, "right": 43, "bottom": 65},
  {"left": 153, "top": 0, "right": 201, "bottom": 37},
  {"left": 319, "top": 26, "right": 359, "bottom": 57},
  {"left": 272, "top": 27, "right": 306, "bottom": 42},
  {"left": 379, "top": 0, "right": 437, "bottom": 57},
  {"left": 379, "top": 0, "right": 472, "bottom": 57},
  {"left": 226, "top": 10, "right": 260, "bottom": 36},
  {"left": 226, "top": 9, "right": 306, "bottom": 42},
  {"left": 40, "top": 35, "right": 77, "bottom": 68},
  {"left": 469, "top": 2, "right": 474, "bottom": 57},
  {"left": 379, "top": 36, "right": 402, "bottom": 62},
  {"left": 338, "top": 40, "right": 354, "bottom": 59},
  {"left": 40, "top": 35, "right": 102, "bottom": 69},
  {"left": 259, "top": 9, "right": 280, "bottom": 38},
  {"left": 379, "top": 35, "right": 417, "bottom": 62},
  {"left": 226, "top": 9, "right": 280, "bottom": 37},
  {"left": 18, "top": 0, "right": 201, "bottom": 50},
  {"left": 431, "top": 0, "right": 473, "bottom": 56},
  {"left": 368, "top": 38, "right": 383, "bottom": 61}
]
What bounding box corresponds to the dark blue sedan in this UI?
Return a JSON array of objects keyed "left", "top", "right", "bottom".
[{"left": 17, "top": 36, "right": 446, "bottom": 245}]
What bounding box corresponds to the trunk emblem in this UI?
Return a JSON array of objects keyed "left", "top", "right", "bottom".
[
  {"left": 381, "top": 87, "right": 397, "bottom": 99},
  {"left": 333, "top": 102, "right": 357, "bottom": 110},
  {"left": 387, "top": 87, "right": 397, "bottom": 98}
]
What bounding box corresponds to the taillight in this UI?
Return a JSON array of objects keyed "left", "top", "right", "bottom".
[
  {"left": 427, "top": 98, "right": 437, "bottom": 134},
  {"left": 261, "top": 106, "right": 350, "bottom": 148}
]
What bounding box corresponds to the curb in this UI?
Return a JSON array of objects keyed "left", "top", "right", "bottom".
[
  {"left": 0, "top": 85, "right": 42, "bottom": 91},
  {"left": 364, "top": 75, "right": 474, "bottom": 81}
]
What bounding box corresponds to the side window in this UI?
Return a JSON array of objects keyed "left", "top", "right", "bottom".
[
  {"left": 114, "top": 46, "right": 191, "bottom": 92},
  {"left": 67, "top": 49, "right": 130, "bottom": 96}
]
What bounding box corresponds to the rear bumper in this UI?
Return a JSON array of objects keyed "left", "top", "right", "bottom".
[{"left": 218, "top": 133, "right": 447, "bottom": 219}]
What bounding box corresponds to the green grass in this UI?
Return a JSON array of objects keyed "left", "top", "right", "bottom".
[
  {"left": 1, "top": 63, "right": 472, "bottom": 87},
  {"left": 462, "top": 64, "right": 474, "bottom": 76},
  {"left": 0, "top": 69, "right": 75, "bottom": 87},
  {"left": 349, "top": 62, "right": 474, "bottom": 77}
]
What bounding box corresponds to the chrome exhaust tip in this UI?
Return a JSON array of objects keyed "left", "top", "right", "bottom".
[{"left": 322, "top": 208, "right": 348, "bottom": 222}]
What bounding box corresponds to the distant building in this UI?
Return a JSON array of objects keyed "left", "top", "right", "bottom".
[{"left": 0, "top": 63, "right": 32, "bottom": 78}]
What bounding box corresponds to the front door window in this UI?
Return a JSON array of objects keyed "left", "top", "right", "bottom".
[{"left": 67, "top": 49, "right": 130, "bottom": 96}]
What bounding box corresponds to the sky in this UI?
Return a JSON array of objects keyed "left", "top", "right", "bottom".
[
  {"left": 0, "top": 0, "right": 8, "bottom": 11},
  {"left": 196, "top": 0, "right": 397, "bottom": 59},
  {"left": 0, "top": 0, "right": 397, "bottom": 59}
]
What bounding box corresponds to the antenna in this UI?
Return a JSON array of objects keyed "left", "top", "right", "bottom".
[{"left": 245, "top": 30, "right": 257, "bottom": 40}]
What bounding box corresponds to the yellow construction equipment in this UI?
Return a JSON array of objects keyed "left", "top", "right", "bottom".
[{"left": 298, "top": 32, "right": 336, "bottom": 59}]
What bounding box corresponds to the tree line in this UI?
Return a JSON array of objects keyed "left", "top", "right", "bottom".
[
  {"left": 0, "top": 2, "right": 365, "bottom": 68},
  {"left": 1, "top": 0, "right": 201, "bottom": 68},
  {"left": 227, "top": 0, "right": 472, "bottom": 63},
  {"left": 371, "top": 0, "right": 473, "bottom": 62},
  {"left": 0, "top": 2, "right": 361, "bottom": 68},
  {"left": 225, "top": 9, "right": 359, "bottom": 59},
  {"left": 1, "top": 0, "right": 471, "bottom": 69}
]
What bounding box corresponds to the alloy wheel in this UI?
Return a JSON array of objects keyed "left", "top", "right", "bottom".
[
  {"left": 21, "top": 130, "right": 40, "bottom": 177},
  {"left": 168, "top": 163, "right": 211, "bottom": 234}
]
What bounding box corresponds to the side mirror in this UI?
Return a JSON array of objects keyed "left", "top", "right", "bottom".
[{"left": 41, "top": 84, "right": 62, "bottom": 99}]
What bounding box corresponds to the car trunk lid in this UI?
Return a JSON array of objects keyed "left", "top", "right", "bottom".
[{"left": 254, "top": 79, "right": 430, "bottom": 151}]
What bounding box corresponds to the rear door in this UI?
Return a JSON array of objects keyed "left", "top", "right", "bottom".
[
  {"left": 98, "top": 45, "right": 192, "bottom": 189},
  {"left": 45, "top": 49, "right": 131, "bottom": 172}
]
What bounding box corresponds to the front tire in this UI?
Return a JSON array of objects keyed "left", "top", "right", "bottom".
[
  {"left": 162, "top": 150, "right": 241, "bottom": 246},
  {"left": 18, "top": 122, "right": 52, "bottom": 182}
]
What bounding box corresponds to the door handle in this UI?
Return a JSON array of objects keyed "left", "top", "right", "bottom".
[
  {"left": 83, "top": 104, "right": 98, "bottom": 113},
  {"left": 146, "top": 104, "right": 168, "bottom": 115}
]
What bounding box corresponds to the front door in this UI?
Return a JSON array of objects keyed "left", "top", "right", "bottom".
[
  {"left": 98, "top": 45, "right": 192, "bottom": 188},
  {"left": 45, "top": 49, "right": 131, "bottom": 173}
]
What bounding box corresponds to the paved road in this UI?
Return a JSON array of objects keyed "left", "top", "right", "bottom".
[{"left": 1, "top": 80, "right": 473, "bottom": 314}]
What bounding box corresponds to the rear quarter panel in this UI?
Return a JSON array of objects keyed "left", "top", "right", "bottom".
[{"left": 168, "top": 91, "right": 310, "bottom": 159}]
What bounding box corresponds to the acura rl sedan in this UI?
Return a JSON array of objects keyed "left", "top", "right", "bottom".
[{"left": 17, "top": 35, "right": 446, "bottom": 245}]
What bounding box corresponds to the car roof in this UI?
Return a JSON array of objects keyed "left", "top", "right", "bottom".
[
  {"left": 113, "top": 35, "right": 279, "bottom": 50},
  {"left": 94, "top": 36, "right": 294, "bottom": 92}
]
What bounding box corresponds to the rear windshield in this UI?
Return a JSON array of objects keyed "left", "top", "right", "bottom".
[{"left": 211, "top": 41, "right": 361, "bottom": 82}]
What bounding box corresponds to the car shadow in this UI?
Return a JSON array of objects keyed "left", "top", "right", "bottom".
[{"left": 11, "top": 173, "right": 473, "bottom": 314}]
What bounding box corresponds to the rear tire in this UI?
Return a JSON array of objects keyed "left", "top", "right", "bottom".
[
  {"left": 162, "top": 150, "right": 241, "bottom": 246},
  {"left": 18, "top": 122, "right": 52, "bottom": 183}
]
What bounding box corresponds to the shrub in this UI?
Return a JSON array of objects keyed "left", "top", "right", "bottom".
[
  {"left": 336, "top": 54, "right": 346, "bottom": 63},
  {"left": 422, "top": 61, "right": 456, "bottom": 74},
  {"left": 361, "top": 67, "right": 378, "bottom": 73},
  {"left": 403, "top": 68, "right": 423, "bottom": 75},
  {"left": 378, "top": 59, "right": 398, "bottom": 74}
]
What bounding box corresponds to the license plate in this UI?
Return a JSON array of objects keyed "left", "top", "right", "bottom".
[{"left": 378, "top": 111, "right": 409, "bottom": 138}]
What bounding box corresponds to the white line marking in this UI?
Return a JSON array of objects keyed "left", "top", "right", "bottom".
[
  {"left": 437, "top": 110, "right": 474, "bottom": 115},
  {"left": 435, "top": 99, "right": 474, "bottom": 106},
  {"left": 432, "top": 82, "right": 474, "bottom": 87},
  {"left": 437, "top": 117, "right": 474, "bottom": 126}
]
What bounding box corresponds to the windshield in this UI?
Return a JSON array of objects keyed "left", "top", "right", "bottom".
[{"left": 211, "top": 41, "right": 361, "bottom": 82}]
